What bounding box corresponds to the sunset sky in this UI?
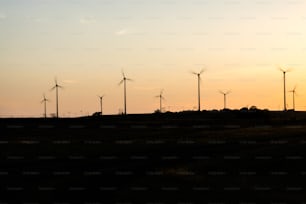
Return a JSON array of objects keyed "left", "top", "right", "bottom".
[{"left": 1, "top": 0, "right": 306, "bottom": 117}]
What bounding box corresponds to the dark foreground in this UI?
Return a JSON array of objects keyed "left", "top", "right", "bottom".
[{"left": 1, "top": 112, "right": 306, "bottom": 203}]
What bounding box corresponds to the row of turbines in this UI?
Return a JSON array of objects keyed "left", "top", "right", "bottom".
[{"left": 41, "top": 67, "right": 296, "bottom": 118}]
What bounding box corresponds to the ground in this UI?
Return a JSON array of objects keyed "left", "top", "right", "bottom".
[{"left": 1, "top": 112, "right": 306, "bottom": 203}]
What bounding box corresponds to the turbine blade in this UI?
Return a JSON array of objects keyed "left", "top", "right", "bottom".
[
  {"left": 50, "top": 86, "right": 56, "bottom": 91},
  {"left": 199, "top": 68, "right": 205, "bottom": 74},
  {"left": 57, "top": 84, "right": 64, "bottom": 89},
  {"left": 278, "top": 67, "right": 284, "bottom": 72},
  {"left": 191, "top": 71, "right": 197, "bottom": 75},
  {"left": 294, "top": 85, "right": 297, "bottom": 90},
  {"left": 41, "top": 97, "right": 50, "bottom": 103},
  {"left": 118, "top": 79, "right": 124, "bottom": 85},
  {"left": 126, "top": 78, "right": 133, "bottom": 81},
  {"left": 278, "top": 66, "right": 292, "bottom": 73},
  {"left": 289, "top": 85, "right": 297, "bottom": 93},
  {"left": 121, "top": 70, "right": 125, "bottom": 78}
]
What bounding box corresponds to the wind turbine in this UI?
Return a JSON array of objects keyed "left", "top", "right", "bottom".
[
  {"left": 219, "top": 90, "right": 231, "bottom": 109},
  {"left": 191, "top": 69, "right": 205, "bottom": 112},
  {"left": 155, "top": 89, "right": 165, "bottom": 112},
  {"left": 279, "top": 67, "right": 291, "bottom": 111},
  {"left": 50, "top": 77, "right": 63, "bottom": 118},
  {"left": 119, "top": 71, "right": 132, "bottom": 115},
  {"left": 41, "top": 94, "right": 49, "bottom": 118},
  {"left": 98, "top": 95, "right": 105, "bottom": 115},
  {"left": 289, "top": 85, "right": 297, "bottom": 111}
]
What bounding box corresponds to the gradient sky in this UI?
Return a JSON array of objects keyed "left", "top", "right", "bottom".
[{"left": 1, "top": 0, "right": 306, "bottom": 117}]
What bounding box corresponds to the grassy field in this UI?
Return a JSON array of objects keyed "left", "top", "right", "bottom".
[{"left": 1, "top": 112, "right": 306, "bottom": 203}]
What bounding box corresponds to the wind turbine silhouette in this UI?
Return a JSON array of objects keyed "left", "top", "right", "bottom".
[
  {"left": 155, "top": 89, "right": 165, "bottom": 113},
  {"left": 50, "top": 77, "right": 63, "bottom": 118},
  {"left": 119, "top": 71, "right": 132, "bottom": 115},
  {"left": 41, "top": 94, "right": 49, "bottom": 118},
  {"left": 219, "top": 90, "right": 231, "bottom": 109},
  {"left": 289, "top": 85, "right": 297, "bottom": 111},
  {"left": 279, "top": 67, "right": 291, "bottom": 111},
  {"left": 191, "top": 69, "right": 205, "bottom": 112},
  {"left": 98, "top": 95, "right": 105, "bottom": 115}
]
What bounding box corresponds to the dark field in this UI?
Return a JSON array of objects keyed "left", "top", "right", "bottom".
[{"left": 1, "top": 111, "right": 306, "bottom": 203}]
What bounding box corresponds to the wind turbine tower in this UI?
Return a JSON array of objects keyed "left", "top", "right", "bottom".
[
  {"left": 279, "top": 68, "right": 291, "bottom": 111},
  {"left": 192, "top": 69, "right": 205, "bottom": 112},
  {"left": 289, "top": 86, "right": 297, "bottom": 111},
  {"left": 219, "top": 90, "right": 231, "bottom": 109},
  {"left": 156, "top": 89, "right": 165, "bottom": 112},
  {"left": 41, "top": 94, "right": 49, "bottom": 118},
  {"left": 119, "top": 71, "right": 132, "bottom": 115},
  {"left": 51, "top": 78, "right": 63, "bottom": 118},
  {"left": 98, "top": 95, "right": 105, "bottom": 115}
]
